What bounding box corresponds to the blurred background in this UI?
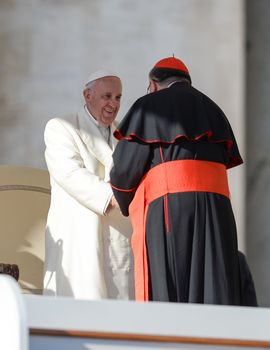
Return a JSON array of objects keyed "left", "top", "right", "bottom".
[{"left": 0, "top": 0, "right": 269, "bottom": 306}]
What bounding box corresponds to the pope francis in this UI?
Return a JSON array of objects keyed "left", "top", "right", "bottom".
[{"left": 43, "top": 70, "right": 134, "bottom": 300}]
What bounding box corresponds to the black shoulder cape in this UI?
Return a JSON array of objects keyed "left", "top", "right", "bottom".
[{"left": 114, "top": 82, "right": 243, "bottom": 169}]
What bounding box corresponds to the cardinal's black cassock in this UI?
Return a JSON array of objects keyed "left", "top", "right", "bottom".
[{"left": 110, "top": 81, "right": 251, "bottom": 306}]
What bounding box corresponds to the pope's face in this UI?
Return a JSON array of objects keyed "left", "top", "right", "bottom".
[{"left": 84, "top": 76, "right": 122, "bottom": 126}]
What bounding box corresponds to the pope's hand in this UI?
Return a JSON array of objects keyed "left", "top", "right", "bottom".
[{"left": 106, "top": 196, "right": 120, "bottom": 213}]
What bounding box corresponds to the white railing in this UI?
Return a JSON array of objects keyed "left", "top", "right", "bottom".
[
  {"left": 1, "top": 275, "right": 270, "bottom": 350},
  {"left": 0, "top": 275, "right": 28, "bottom": 350},
  {"left": 25, "top": 294, "right": 270, "bottom": 350}
]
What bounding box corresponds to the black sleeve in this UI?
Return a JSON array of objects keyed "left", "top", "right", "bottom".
[{"left": 110, "top": 139, "right": 152, "bottom": 216}]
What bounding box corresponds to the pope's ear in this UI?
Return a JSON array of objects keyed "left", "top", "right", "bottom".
[{"left": 83, "top": 87, "right": 91, "bottom": 100}]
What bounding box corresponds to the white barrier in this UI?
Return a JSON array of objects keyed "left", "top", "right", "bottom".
[
  {"left": 0, "top": 275, "right": 28, "bottom": 350},
  {"left": 25, "top": 295, "right": 270, "bottom": 350},
  {"left": 2, "top": 278, "right": 270, "bottom": 350}
]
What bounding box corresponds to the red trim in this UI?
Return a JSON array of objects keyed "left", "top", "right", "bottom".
[
  {"left": 159, "top": 146, "right": 165, "bottom": 162},
  {"left": 129, "top": 160, "right": 230, "bottom": 302},
  {"left": 159, "top": 146, "right": 170, "bottom": 233},
  {"left": 114, "top": 130, "right": 233, "bottom": 149},
  {"left": 164, "top": 194, "right": 170, "bottom": 233},
  {"left": 110, "top": 183, "right": 137, "bottom": 193},
  {"left": 114, "top": 130, "right": 242, "bottom": 169}
]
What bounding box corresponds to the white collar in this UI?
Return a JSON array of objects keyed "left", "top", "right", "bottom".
[{"left": 167, "top": 81, "right": 181, "bottom": 88}]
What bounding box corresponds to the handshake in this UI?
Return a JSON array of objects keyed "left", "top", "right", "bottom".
[{"left": 106, "top": 195, "right": 120, "bottom": 213}]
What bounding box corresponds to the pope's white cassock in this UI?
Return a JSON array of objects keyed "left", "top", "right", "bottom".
[{"left": 43, "top": 107, "right": 134, "bottom": 300}]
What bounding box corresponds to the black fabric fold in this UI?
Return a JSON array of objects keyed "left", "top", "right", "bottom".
[{"left": 114, "top": 82, "right": 243, "bottom": 169}]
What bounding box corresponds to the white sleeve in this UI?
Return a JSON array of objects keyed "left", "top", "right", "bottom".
[{"left": 44, "top": 118, "right": 113, "bottom": 215}]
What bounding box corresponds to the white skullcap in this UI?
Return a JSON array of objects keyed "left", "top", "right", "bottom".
[{"left": 85, "top": 69, "right": 119, "bottom": 86}]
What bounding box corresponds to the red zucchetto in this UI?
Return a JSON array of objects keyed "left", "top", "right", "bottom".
[{"left": 153, "top": 56, "right": 190, "bottom": 75}]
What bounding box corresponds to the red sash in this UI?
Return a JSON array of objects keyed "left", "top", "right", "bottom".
[{"left": 128, "top": 159, "right": 230, "bottom": 301}]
